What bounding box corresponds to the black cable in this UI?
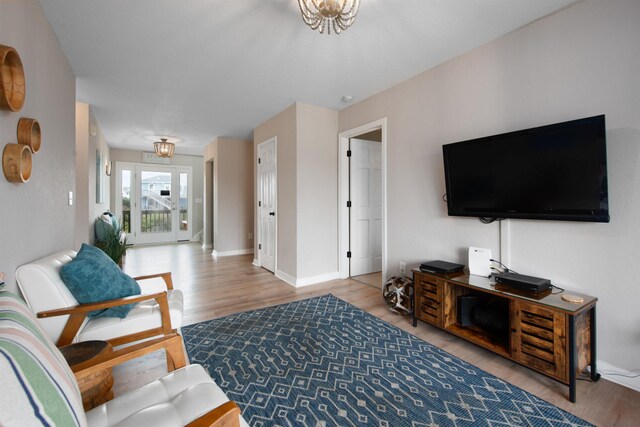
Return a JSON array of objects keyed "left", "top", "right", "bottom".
[
  {"left": 479, "top": 217, "right": 505, "bottom": 224},
  {"left": 489, "top": 259, "right": 518, "bottom": 274},
  {"left": 442, "top": 193, "right": 447, "bottom": 203},
  {"left": 551, "top": 285, "right": 564, "bottom": 295},
  {"left": 586, "top": 366, "right": 640, "bottom": 379}
]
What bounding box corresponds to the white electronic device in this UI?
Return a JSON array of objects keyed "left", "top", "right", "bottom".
[{"left": 468, "top": 247, "right": 492, "bottom": 277}]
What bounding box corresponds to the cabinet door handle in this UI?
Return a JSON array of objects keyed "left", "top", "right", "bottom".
[{"left": 269, "top": 211, "right": 275, "bottom": 216}]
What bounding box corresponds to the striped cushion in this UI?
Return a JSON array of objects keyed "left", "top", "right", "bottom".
[{"left": 0, "top": 292, "right": 87, "bottom": 427}]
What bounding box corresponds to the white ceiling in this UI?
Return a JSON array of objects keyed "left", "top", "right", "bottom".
[{"left": 38, "top": 0, "right": 578, "bottom": 155}]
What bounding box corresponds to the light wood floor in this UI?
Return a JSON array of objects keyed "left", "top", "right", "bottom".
[
  {"left": 352, "top": 271, "right": 382, "bottom": 288},
  {"left": 116, "top": 243, "right": 639, "bottom": 426}
]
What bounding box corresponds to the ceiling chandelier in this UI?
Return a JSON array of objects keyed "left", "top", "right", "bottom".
[
  {"left": 298, "top": 0, "right": 360, "bottom": 35},
  {"left": 153, "top": 138, "right": 175, "bottom": 158}
]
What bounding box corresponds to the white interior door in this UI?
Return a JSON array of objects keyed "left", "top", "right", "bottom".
[
  {"left": 114, "top": 163, "right": 192, "bottom": 245},
  {"left": 257, "top": 138, "right": 277, "bottom": 272},
  {"left": 350, "top": 138, "right": 382, "bottom": 276}
]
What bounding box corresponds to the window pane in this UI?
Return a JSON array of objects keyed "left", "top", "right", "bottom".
[
  {"left": 121, "top": 170, "right": 131, "bottom": 233},
  {"left": 180, "top": 172, "right": 188, "bottom": 231},
  {"left": 141, "top": 171, "right": 172, "bottom": 233}
]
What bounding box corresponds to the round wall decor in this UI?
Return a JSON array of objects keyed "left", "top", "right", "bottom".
[
  {"left": 17, "top": 118, "right": 41, "bottom": 153},
  {"left": 2, "top": 143, "right": 32, "bottom": 183},
  {"left": 0, "top": 45, "right": 26, "bottom": 112}
]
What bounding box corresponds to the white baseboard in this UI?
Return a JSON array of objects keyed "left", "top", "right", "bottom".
[
  {"left": 202, "top": 243, "right": 213, "bottom": 250},
  {"left": 275, "top": 270, "right": 297, "bottom": 287},
  {"left": 296, "top": 271, "right": 340, "bottom": 287},
  {"left": 275, "top": 270, "right": 340, "bottom": 288},
  {"left": 252, "top": 258, "right": 259, "bottom": 267},
  {"left": 596, "top": 360, "right": 640, "bottom": 392},
  {"left": 212, "top": 248, "right": 254, "bottom": 257}
]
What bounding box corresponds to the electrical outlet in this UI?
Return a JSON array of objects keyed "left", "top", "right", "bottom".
[
  {"left": 399, "top": 262, "right": 406, "bottom": 276},
  {"left": 248, "top": 232, "right": 253, "bottom": 240}
]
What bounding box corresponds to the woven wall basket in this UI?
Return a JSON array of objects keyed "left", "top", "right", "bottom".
[
  {"left": 0, "top": 44, "right": 26, "bottom": 112},
  {"left": 2, "top": 143, "right": 32, "bottom": 183},
  {"left": 17, "top": 118, "right": 41, "bottom": 153}
]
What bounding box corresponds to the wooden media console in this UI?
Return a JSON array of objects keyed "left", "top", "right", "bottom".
[{"left": 412, "top": 269, "right": 599, "bottom": 402}]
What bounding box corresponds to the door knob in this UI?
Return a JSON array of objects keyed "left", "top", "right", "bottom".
[{"left": 269, "top": 211, "right": 275, "bottom": 216}]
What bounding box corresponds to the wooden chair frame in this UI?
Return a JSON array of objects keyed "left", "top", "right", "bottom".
[
  {"left": 37, "top": 272, "right": 176, "bottom": 347},
  {"left": 72, "top": 333, "right": 241, "bottom": 427}
]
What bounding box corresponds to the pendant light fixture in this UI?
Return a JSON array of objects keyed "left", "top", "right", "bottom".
[
  {"left": 153, "top": 138, "right": 175, "bottom": 158},
  {"left": 298, "top": 0, "right": 360, "bottom": 35}
]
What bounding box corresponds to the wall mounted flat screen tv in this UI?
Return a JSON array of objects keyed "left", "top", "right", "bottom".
[{"left": 442, "top": 115, "right": 609, "bottom": 222}]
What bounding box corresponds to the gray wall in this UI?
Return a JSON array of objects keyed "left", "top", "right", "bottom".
[
  {"left": 339, "top": 0, "right": 640, "bottom": 372},
  {"left": 0, "top": 0, "right": 76, "bottom": 293},
  {"left": 75, "top": 103, "right": 111, "bottom": 247},
  {"left": 254, "top": 104, "right": 298, "bottom": 277},
  {"left": 296, "top": 103, "right": 339, "bottom": 280},
  {"left": 254, "top": 103, "right": 339, "bottom": 284},
  {"left": 203, "top": 138, "right": 254, "bottom": 254}
]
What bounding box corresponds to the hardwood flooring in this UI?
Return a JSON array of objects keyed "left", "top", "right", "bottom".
[
  {"left": 115, "top": 243, "right": 639, "bottom": 426},
  {"left": 352, "top": 271, "right": 383, "bottom": 288}
]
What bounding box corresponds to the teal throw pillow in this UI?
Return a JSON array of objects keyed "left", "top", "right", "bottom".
[{"left": 60, "top": 243, "right": 141, "bottom": 318}]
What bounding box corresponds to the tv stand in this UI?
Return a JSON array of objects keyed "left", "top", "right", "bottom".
[{"left": 412, "top": 269, "right": 599, "bottom": 402}]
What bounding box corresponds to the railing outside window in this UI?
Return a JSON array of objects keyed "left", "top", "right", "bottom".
[{"left": 121, "top": 209, "right": 187, "bottom": 233}]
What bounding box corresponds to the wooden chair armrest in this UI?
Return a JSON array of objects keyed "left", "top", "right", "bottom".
[
  {"left": 133, "top": 272, "right": 174, "bottom": 290},
  {"left": 38, "top": 292, "right": 172, "bottom": 347},
  {"left": 72, "top": 333, "right": 187, "bottom": 378},
  {"left": 37, "top": 292, "right": 168, "bottom": 318},
  {"left": 186, "top": 401, "right": 241, "bottom": 427}
]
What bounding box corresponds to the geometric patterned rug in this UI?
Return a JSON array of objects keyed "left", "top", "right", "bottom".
[{"left": 182, "top": 295, "right": 591, "bottom": 427}]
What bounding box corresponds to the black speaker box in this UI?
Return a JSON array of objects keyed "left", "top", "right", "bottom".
[{"left": 457, "top": 296, "right": 482, "bottom": 327}]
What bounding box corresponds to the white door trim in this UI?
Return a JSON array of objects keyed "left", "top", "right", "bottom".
[
  {"left": 114, "top": 161, "right": 136, "bottom": 243},
  {"left": 338, "top": 118, "right": 388, "bottom": 285},
  {"left": 256, "top": 136, "right": 277, "bottom": 272}
]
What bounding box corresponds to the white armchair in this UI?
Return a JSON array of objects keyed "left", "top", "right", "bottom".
[
  {"left": 0, "top": 291, "right": 248, "bottom": 427},
  {"left": 15, "top": 250, "right": 184, "bottom": 347}
]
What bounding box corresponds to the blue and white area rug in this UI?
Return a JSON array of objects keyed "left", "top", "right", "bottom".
[{"left": 182, "top": 295, "right": 591, "bottom": 426}]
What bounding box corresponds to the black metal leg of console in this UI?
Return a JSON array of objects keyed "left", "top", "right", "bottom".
[
  {"left": 569, "top": 315, "right": 576, "bottom": 403},
  {"left": 590, "top": 306, "right": 601, "bottom": 382}
]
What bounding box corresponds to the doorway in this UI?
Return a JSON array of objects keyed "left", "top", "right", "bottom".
[
  {"left": 115, "top": 162, "right": 193, "bottom": 245},
  {"left": 256, "top": 137, "right": 277, "bottom": 272},
  {"left": 339, "top": 119, "right": 387, "bottom": 289}
]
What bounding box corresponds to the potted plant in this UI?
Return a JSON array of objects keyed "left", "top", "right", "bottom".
[{"left": 94, "top": 212, "right": 129, "bottom": 267}]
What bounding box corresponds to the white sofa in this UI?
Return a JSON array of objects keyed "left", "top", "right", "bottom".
[{"left": 15, "top": 250, "right": 184, "bottom": 347}]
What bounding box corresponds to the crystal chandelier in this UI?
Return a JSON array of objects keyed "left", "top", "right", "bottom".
[
  {"left": 153, "top": 138, "right": 175, "bottom": 158},
  {"left": 298, "top": 0, "right": 360, "bottom": 35}
]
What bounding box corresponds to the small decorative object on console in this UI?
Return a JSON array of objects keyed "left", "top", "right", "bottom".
[
  {"left": 562, "top": 294, "right": 585, "bottom": 304},
  {"left": 383, "top": 276, "right": 413, "bottom": 315}
]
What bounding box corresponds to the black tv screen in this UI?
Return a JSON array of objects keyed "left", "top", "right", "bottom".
[{"left": 442, "top": 115, "right": 609, "bottom": 222}]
